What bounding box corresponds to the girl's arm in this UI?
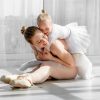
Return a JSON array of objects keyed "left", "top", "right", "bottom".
[
  {"left": 30, "top": 44, "right": 71, "bottom": 67},
  {"left": 42, "top": 48, "right": 70, "bottom": 66},
  {"left": 51, "top": 56, "right": 72, "bottom": 67},
  {"left": 50, "top": 40, "right": 75, "bottom": 68}
]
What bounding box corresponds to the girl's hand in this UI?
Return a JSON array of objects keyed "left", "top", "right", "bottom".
[
  {"left": 42, "top": 48, "right": 53, "bottom": 60},
  {"left": 36, "top": 49, "right": 53, "bottom": 61}
]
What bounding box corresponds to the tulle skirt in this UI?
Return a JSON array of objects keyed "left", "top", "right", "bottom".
[{"left": 65, "top": 22, "right": 91, "bottom": 54}]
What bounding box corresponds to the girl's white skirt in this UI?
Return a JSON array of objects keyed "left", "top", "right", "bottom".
[{"left": 65, "top": 22, "right": 91, "bottom": 54}]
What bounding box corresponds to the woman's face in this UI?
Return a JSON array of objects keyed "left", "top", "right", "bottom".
[{"left": 31, "top": 31, "right": 49, "bottom": 50}]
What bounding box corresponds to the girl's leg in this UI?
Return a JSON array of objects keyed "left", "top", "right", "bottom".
[{"left": 73, "top": 54, "right": 93, "bottom": 79}]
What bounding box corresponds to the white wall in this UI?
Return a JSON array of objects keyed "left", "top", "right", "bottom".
[
  {"left": 0, "top": 0, "right": 43, "bottom": 67},
  {"left": 0, "top": 0, "right": 100, "bottom": 66},
  {"left": 44, "top": 0, "right": 100, "bottom": 65}
]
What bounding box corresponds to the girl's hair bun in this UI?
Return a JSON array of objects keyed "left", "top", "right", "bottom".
[
  {"left": 21, "top": 26, "right": 26, "bottom": 35},
  {"left": 41, "top": 9, "right": 47, "bottom": 14}
]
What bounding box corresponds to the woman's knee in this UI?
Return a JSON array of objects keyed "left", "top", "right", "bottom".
[
  {"left": 71, "top": 68, "right": 78, "bottom": 79},
  {"left": 40, "top": 62, "right": 52, "bottom": 72}
]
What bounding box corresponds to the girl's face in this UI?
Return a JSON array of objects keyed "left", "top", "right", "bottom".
[
  {"left": 31, "top": 31, "right": 49, "bottom": 50},
  {"left": 38, "top": 20, "right": 52, "bottom": 36}
]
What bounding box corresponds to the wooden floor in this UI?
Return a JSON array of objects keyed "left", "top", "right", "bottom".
[{"left": 0, "top": 61, "right": 100, "bottom": 100}]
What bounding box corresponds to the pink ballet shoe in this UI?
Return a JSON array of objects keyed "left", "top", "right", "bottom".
[
  {"left": 9, "top": 77, "right": 32, "bottom": 88},
  {"left": 0, "top": 75, "right": 18, "bottom": 84}
]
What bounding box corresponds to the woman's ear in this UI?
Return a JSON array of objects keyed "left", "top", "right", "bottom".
[{"left": 30, "top": 44, "right": 35, "bottom": 50}]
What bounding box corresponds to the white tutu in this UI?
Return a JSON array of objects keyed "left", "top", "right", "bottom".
[
  {"left": 65, "top": 22, "right": 91, "bottom": 54},
  {"left": 73, "top": 54, "right": 93, "bottom": 79}
]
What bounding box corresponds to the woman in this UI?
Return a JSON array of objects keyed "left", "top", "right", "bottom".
[{"left": 0, "top": 26, "right": 77, "bottom": 88}]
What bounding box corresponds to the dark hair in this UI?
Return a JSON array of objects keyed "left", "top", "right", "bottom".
[{"left": 21, "top": 26, "right": 41, "bottom": 44}]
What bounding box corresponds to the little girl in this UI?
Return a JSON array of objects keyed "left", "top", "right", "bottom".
[{"left": 36, "top": 10, "right": 93, "bottom": 79}]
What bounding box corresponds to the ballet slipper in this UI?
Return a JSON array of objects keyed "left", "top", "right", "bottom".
[
  {"left": 0, "top": 75, "right": 18, "bottom": 84},
  {"left": 9, "top": 78, "right": 32, "bottom": 88}
]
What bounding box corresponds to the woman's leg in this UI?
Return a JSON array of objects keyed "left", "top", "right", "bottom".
[
  {"left": 0, "top": 65, "right": 40, "bottom": 84},
  {"left": 25, "top": 61, "right": 77, "bottom": 84},
  {"left": 10, "top": 61, "right": 77, "bottom": 88}
]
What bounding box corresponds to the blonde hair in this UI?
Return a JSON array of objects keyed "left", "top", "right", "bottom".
[{"left": 37, "top": 10, "right": 52, "bottom": 25}]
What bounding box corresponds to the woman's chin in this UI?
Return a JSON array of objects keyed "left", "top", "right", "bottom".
[
  {"left": 35, "top": 46, "right": 42, "bottom": 51},
  {"left": 45, "top": 45, "right": 50, "bottom": 51}
]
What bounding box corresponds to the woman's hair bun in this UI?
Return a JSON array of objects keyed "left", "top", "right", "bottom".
[{"left": 21, "top": 26, "right": 26, "bottom": 35}]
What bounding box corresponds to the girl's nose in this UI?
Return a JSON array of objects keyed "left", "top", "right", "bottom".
[{"left": 44, "top": 32, "right": 48, "bottom": 35}]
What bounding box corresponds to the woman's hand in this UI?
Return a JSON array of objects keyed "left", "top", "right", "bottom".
[
  {"left": 30, "top": 44, "right": 53, "bottom": 61},
  {"left": 36, "top": 51, "right": 44, "bottom": 60}
]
